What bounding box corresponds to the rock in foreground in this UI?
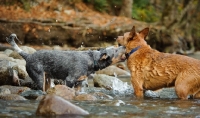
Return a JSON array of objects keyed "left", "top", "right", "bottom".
[{"left": 36, "top": 94, "right": 89, "bottom": 116}]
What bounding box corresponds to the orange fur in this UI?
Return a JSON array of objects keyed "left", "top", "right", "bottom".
[{"left": 117, "top": 26, "right": 200, "bottom": 99}]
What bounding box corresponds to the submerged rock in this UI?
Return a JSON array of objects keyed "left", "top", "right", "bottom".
[
  {"left": 74, "top": 94, "right": 97, "bottom": 101},
  {"left": 20, "top": 90, "right": 46, "bottom": 100},
  {"left": 107, "top": 99, "right": 125, "bottom": 106},
  {"left": 0, "top": 94, "right": 26, "bottom": 100},
  {"left": 36, "top": 94, "right": 89, "bottom": 116},
  {"left": 144, "top": 88, "right": 178, "bottom": 99},
  {"left": 92, "top": 92, "right": 113, "bottom": 100}
]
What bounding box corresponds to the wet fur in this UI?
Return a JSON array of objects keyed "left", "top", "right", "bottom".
[
  {"left": 7, "top": 34, "right": 126, "bottom": 90},
  {"left": 117, "top": 26, "right": 200, "bottom": 99}
]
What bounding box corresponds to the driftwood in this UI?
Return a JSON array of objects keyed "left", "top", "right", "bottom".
[{"left": 0, "top": 17, "right": 196, "bottom": 54}]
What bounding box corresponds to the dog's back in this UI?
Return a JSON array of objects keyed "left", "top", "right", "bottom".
[{"left": 117, "top": 26, "right": 200, "bottom": 99}]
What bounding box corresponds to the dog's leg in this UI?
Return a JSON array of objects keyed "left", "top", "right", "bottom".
[
  {"left": 26, "top": 64, "right": 44, "bottom": 90},
  {"left": 131, "top": 74, "right": 144, "bottom": 98},
  {"left": 175, "top": 74, "right": 199, "bottom": 99},
  {"left": 194, "top": 90, "right": 200, "bottom": 98},
  {"left": 75, "top": 75, "right": 88, "bottom": 92},
  {"left": 43, "top": 72, "right": 51, "bottom": 92}
]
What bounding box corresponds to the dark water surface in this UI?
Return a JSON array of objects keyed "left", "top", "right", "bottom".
[{"left": 0, "top": 97, "right": 200, "bottom": 118}]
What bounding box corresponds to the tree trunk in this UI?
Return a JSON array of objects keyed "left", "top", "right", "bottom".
[{"left": 119, "top": 0, "right": 133, "bottom": 18}]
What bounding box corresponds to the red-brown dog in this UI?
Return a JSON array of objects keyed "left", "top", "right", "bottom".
[{"left": 117, "top": 26, "right": 200, "bottom": 99}]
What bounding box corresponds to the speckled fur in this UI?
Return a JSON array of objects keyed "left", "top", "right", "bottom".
[{"left": 7, "top": 34, "right": 126, "bottom": 90}]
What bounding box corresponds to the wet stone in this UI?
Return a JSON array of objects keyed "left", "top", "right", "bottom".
[
  {"left": 107, "top": 99, "right": 125, "bottom": 106},
  {"left": 91, "top": 92, "right": 113, "bottom": 100},
  {"left": 46, "top": 85, "right": 75, "bottom": 100},
  {"left": 0, "top": 88, "right": 11, "bottom": 94},
  {"left": 20, "top": 90, "right": 46, "bottom": 100},
  {"left": 0, "top": 94, "right": 26, "bottom": 100},
  {"left": 0, "top": 85, "right": 31, "bottom": 94},
  {"left": 74, "top": 94, "right": 97, "bottom": 101}
]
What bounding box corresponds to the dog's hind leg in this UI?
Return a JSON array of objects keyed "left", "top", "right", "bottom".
[
  {"left": 26, "top": 64, "right": 44, "bottom": 90},
  {"left": 175, "top": 74, "right": 200, "bottom": 99},
  {"left": 75, "top": 75, "right": 88, "bottom": 92},
  {"left": 194, "top": 90, "right": 200, "bottom": 98}
]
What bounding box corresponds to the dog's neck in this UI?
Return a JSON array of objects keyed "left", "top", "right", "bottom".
[
  {"left": 89, "top": 51, "right": 112, "bottom": 71},
  {"left": 125, "top": 46, "right": 140, "bottom": 59}
]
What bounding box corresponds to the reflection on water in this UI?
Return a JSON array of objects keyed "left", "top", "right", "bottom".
[{"left": 0, "top": 95, "right": 200, "bottom": 117}]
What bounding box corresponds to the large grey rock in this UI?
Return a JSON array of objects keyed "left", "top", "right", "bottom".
[{"left": 0, "top": 59, "right": 28, "bottom": 85}]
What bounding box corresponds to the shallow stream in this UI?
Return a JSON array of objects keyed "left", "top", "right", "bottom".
[
  {"left": 0, "top": 76, "right": 200, "bottom": 118},
  {"left": 0, "top": 95, "right": 200, "bottom": 118}
]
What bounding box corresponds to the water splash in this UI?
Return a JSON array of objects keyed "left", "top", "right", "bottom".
[{"left": 111, "top": 76, "right": 131, "bottom": 93}]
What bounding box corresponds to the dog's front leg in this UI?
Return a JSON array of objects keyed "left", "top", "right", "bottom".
[{"left": 131, "top": 76, "right": 144, "bottom": 98}]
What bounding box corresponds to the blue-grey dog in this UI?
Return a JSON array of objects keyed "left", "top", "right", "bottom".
[{"left": 7, "top": 34, "right": 127, "bottom": 91}]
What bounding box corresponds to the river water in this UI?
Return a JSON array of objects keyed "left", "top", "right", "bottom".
[
  {"left": 0, "top": 75, "right": 200, "bottom": 118},
  {"left": 0, "top": 52, "right": 200, "bottom": 118},
  {"left": 0, "top": 95, "right": 200, "bottom": 118}
]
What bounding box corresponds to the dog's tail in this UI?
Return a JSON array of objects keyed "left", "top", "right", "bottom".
[{"left": 6, "top": 34, "right": 29, "bottom": 60}]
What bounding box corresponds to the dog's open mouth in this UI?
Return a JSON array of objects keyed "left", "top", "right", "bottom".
[{"left": 120, "top": 54, "right": 126, "bottom": 61}]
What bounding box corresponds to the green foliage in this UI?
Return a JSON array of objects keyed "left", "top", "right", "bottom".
[
  {"left": 132, "top": 0, "right": 160, "bottom": 22},
  {"left": 1, "top": 0, "right": 33, "bottom": 11},
  {"left": 83, "top": 0, "right": 159, "bottom": 22},
  {"left": 19, "top": 0, "right": 32, "bottom": 11},
  {"left": 83, "top": 0, "right": 108, "bottom": 12}
]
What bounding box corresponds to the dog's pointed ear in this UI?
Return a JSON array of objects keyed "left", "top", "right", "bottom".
[
  {"left": 139, "top": 27, "right": 149, "bottom": 39},
  {"left": 100, "top": 53, "right": 108, "bottom": 60},
  {"left": 128, "top": 26, "right": 136, "bottom": 40},
  {"left": 99, "top": 49, "right": 109, "bottom": 60}
]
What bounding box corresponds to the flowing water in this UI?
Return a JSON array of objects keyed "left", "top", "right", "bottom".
[
  {"left": 0, "top": 76, "right": 200, "bottom": 118},
  {"left": 0, "top": 95, "right": 200, "bottom": 118}
]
